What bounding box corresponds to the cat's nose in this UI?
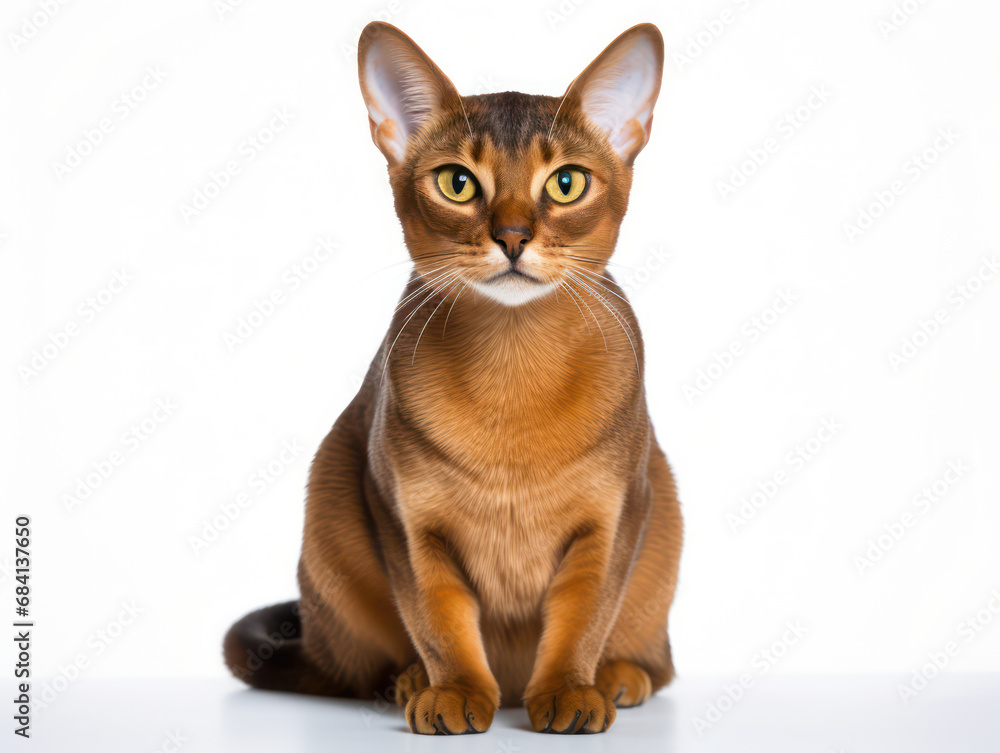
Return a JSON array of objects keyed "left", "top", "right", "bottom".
[{"left": 493, "top": 225, "right": 532, "bottom": 262}]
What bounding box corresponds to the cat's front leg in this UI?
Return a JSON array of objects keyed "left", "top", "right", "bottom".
[
  {"left": 393, "top": 530, "right": 500, "bottom": 735},
  {"left": 522, "top": 523, "right": 635, "bottom": 734}
]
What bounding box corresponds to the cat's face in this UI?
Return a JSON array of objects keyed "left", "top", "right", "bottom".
[{"left": 358, "top": 23, "right": 663, "bottom": 307}]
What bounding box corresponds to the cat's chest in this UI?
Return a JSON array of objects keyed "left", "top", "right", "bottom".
[
  {"left": 389, "top": 440, "right": 627, "bottom": 616},
  {"left": 392, "top": 350, "right": 631, "bottom": 476},
  {"left": 451, "top": 506, "right": 565, "bottom": 618}
]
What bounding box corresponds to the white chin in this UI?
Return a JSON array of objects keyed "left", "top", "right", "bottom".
[{"left": 472, "top": 276, "right": 558, "bottom": 307}]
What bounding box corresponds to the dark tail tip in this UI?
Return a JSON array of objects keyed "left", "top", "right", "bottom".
[{"left": 223, "top": 600, "right": 341, "bottom": 696}]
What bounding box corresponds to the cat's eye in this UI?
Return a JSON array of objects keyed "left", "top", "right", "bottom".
[
  {"left": 545, "top": 168, "right": 588, "bottom": 204},
  {"left": 436, "top": 166, "right": 479, "bottom": 203}
]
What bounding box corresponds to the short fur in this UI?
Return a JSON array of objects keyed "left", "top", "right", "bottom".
[{"left": 224, "top": 21, "right": 682, "bottom": 735}]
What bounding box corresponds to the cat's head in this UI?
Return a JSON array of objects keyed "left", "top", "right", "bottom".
[{"left": 357, "top": 22, "right": 663, "bottom": 307}]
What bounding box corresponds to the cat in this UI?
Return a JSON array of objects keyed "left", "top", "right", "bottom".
[{"left": 223, "top": 21, "right": 682, "bottom": 736}]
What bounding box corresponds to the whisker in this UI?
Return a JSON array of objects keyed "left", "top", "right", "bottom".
[
  {"left": 568, "top": 270, "right": 637, "bottom": 340},
  {"left": 547, "top": 73, "right": 579, "bottom": 142},
  {"left": 567, "top": 271, "right": 639, "bottom": 372},
  {"left": 412, "top": 277, "right": 464, "bottom": 364},
  {"left": 559, "top": 280, "right": 591, "bottom": 336},
  {"left": 359, "top": 258, "right": 419, "bottom": 283},
  {"left": 380, "top": 270, "right": 461, "bottom": 385},
  {"left": 571, "top": 266, "right": 633, "bottom": 307},
  {"left": 458, "top": 96, "right": 474, "bottom": 141},
  {"left": 565, "top": 279, "right": 611, "bottom": 353},
  {"left": 569, "top": 263, "right": 621, "bottom": 288},
  {"left": 563, "top": 254, "right": 636, "bottom": 273},
  {"left": 411, "top": 250, "right": 466, "bottom": 261},
  {"left": 442, "top": 282, "right": 468, "bottom": 336},
  {"left": 362, "top": 253, "right": 462, "bottom": 286},
  {"left": 394, "top": 266, "right": 455, "bottom": 312}
]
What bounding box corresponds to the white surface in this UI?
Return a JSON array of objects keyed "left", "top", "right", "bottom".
[
  {"left": 2, "top": 0, "right": 999, "bottom": 685},
  {"left": 16, "top": 675, "right": 1000, "bottom": 752}
]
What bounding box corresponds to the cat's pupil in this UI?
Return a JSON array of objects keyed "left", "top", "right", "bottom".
[
  {"left": 558, "top": 171, "right": 572, "bottom": 194},
  {"left": 452, "top": 171, "right": 468, "bottom": 195}
]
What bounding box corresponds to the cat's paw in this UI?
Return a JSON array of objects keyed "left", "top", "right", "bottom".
[
  {"left": 404, "top": 684, "right": 496, "bottom": 734},
  {"left": 524, "top": 685, "right": 616, "bottom": 734},
  {"left": 394, "top": 661, "right": 429, "bottom": 707},
  {"left": 596, "top": 660, "right": 652, "bottom": 708}
]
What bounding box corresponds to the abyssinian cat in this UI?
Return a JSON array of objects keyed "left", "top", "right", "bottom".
[{"left": 224, "top": 21, "right": 682, "bottom": 735}]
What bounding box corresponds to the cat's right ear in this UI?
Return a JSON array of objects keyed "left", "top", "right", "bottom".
[{"left": 357, "top": 23, "right": 463, "bottom": 166}]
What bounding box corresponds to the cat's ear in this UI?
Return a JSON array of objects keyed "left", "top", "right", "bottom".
[
  {"left": 565, "top": 23, "right": 664, "bottom": 165},
  {"left": 357, "top": 22, "right": 463, "bottom": 165}
]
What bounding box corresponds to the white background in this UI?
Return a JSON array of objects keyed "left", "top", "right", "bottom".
[{"left": 3, "top": 0, "right": 999, "bottom": 696}]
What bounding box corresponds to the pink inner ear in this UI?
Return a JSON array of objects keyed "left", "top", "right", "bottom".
[
  {"left": 365, "top": 41, "right": 411, "bottom": 133},
  {"left": 608, "top": 118, "right": 649, "bottom": 165},
  {"left": 578, "top": 35, "right": 661, "bottom": 159},
  {"left": 364, "top": 36, "right": 442, "bottom": 145}
]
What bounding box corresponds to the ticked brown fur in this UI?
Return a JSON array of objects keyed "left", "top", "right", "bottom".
[{"left": 224, "top": 22, "right": 682, "bottom": 736}]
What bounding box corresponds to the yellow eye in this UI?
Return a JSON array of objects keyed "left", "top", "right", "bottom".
[
  {"left": 436, "top": 166, "right": 478, "bottom": 203},
  {"left": 545, "top": 168, "right": 588, "bottom": 204}
]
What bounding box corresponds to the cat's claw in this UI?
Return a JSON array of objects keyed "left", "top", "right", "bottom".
[
  {"left": 525, "top": 685, "right": 616, "bottom": 734},
  {"left": 404, "top": 685, "right": 496, "bottom": 735}
]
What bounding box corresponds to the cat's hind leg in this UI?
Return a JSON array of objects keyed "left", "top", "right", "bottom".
[
  {"left": 296, "top": 407, "right": 417, "bottom": 698},
  {"left": 224, "top": 404, "right": 416, "bottom": 700},
  {"left": 598, "top": 442, "right": 682, "bottom": 705}
]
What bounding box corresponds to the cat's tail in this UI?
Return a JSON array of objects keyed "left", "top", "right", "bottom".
[{"left": 223, "top": 600, "right": 345, "bottom": 696}]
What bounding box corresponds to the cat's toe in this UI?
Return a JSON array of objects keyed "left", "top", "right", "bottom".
[
  {"left": 596, "top": 660, "right": 653, "bottom": 708},
  {"left": 394, "top": 661, "right": 429, "bottom": 707},
  {"left": 404, "top": 684, "right": 496, "bottom": 734},
  {"left": 525, "top": 685, "right": 616, "bottom": 734}
]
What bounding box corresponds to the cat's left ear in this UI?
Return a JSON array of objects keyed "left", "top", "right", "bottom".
[{"left": 566, "top": 23, "right": 664, "bottom": 165}]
